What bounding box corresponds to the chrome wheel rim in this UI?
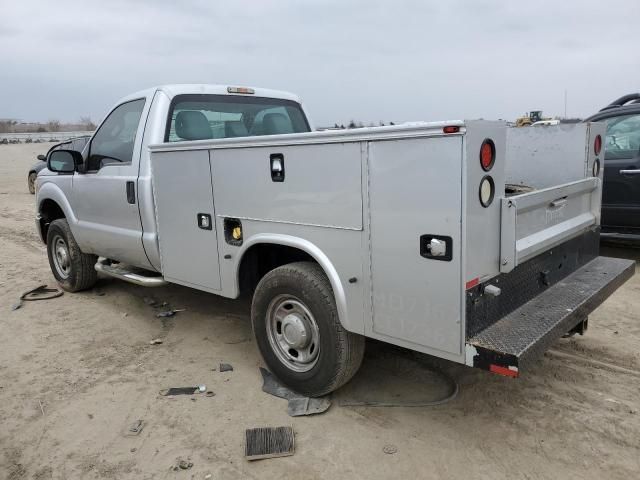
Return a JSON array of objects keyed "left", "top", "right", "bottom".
[
  {"left": 51, "top": 235, "right": 71, "bottom": 279},
  {"left": 266, "top": 295, "right": 320, "bottom": 372},
  {"left": 28, "top": 174, "right": 36, "bottom": 192}
]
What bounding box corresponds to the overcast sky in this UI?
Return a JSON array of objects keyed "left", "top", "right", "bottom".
[{"left": 1, "top": 0, "right": 638, "bottom": 126}]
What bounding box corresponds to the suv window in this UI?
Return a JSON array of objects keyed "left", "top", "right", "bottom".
[
  {"left": 603, "top": 113, "right": 640, "bottom": 160},
  {"left": 166, "top": 94, "right": 310, "bottom": 142},
  {"left": 87, "top": 98, "right": 146, "bottom": 170}
]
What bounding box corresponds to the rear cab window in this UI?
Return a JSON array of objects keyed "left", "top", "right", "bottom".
[{"left": 165, "top": 94, "right": 310, "bottom": 142}]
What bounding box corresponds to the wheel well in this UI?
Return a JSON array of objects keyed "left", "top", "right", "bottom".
[
  {"left": 238, "top": 244, "right": 315, "bottom": 295},
  {"left": 39, "top": 199, "right": 65, "bottom": 242}
]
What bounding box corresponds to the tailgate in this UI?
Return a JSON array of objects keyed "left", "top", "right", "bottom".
[{"left": 500, "top": 178, "right": 600, "bottom": 273}]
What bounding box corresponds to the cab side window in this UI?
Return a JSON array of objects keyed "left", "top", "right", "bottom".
[
  {"left": 605, "top": 114, "right": 640, "bottom": 160},
  {"left": 87, "top": 99, "right": 146, "bottom": 171}
]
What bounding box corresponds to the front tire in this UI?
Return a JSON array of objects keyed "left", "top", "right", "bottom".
[
  {"left": 251, "top": 261, "right": 365, "bottom": 397},
  {"left": 28, "top": 172, "right": 37, "bottom": 194},
  {"left": 46, "top": 219, "right": 98, "bottom": 292}
]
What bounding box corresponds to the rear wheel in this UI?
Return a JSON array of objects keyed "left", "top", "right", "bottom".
[
  {"left": 251, "top": 261, "right": 365, "bottom": 397},
  {"left": 28, "top": 172, "right": 37, "bottom": 194},
  {"left": 46, "top": 219, "right": 98, "bottom": 292}
]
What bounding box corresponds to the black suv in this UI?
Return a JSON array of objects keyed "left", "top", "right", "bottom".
[{"left": 586, "top": 94, "right": 640, "bottom": 243}]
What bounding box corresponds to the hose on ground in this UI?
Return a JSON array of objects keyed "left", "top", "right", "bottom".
[
  {"left": 11, "top": 284, "right": 64, "bottom": 310},
  {"left": 338, "top": 365, "right": 459, "bottom": 407}
]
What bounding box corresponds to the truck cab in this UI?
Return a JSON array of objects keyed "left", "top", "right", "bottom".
[{"left": 36, "top": 85, "right": 312, "bottom": 271}]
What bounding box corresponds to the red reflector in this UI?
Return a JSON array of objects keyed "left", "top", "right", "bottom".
[
  {"left": 443, "top": 125, "right": 460, "bottom": 134},
  {"left": 594, "top": 134, "right": 602, "bottom": 155},
  {"left": 480, "top": 140, "right": 495, "bottom": 171},
  {"left": 465, "top": 278, "right": 479, "bottom": 290},
  {"left": 489, "top": 364, "right": 519, "bottom": 378}
]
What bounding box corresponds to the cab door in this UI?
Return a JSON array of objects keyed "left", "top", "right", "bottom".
[{"left": 71, "top": 97, "right": 152, "bottom": 268}]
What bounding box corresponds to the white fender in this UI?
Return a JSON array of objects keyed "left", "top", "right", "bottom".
[{"left": 236, "top": 233, "right": 351, "bottom": 331}]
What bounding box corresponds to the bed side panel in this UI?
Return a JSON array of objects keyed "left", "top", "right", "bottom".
[
  {"left": 505, "top": 124, "right": 589, "bottom": 189},
  {"left": 463, "top": 121, "right": 507, "bottom": 285}
]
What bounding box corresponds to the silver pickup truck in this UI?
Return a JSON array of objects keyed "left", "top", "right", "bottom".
[{"left": 35, "top": 84, "right": 634, "bottom": 396}]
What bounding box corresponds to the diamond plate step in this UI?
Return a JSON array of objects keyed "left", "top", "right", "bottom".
[{"left": 467, "top": 256, "right": 635, "bottom": 375}]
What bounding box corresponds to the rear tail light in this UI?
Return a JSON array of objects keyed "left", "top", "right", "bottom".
[
  {"left": 489, "top": 364, "right": 519, "bottom": 378},
  {"left": 479, "top": 175, "right": 495, "bottom": 207},
  {"left": 480, "top": 139, "right": 495, "bottom": 171},
  {"left": 593, "top": 158, "right": 601, "bottom": 177},
  {"left": 594, "top": 134, "right": 602, "bottom": 155}
]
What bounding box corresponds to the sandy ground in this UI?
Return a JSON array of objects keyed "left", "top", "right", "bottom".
[{"left": 1, "top": 143, "right": 639, "bottom": 480}]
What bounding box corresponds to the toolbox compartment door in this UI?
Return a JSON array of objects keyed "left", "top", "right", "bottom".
[
  {"left": 369, "top": 136, "right": 463, "bottom": 357},
  {"left": 500, "top": 178, "right": 599, "bottom": 273},
  {"left": 151, "top": 149, "right": 222, "bottom": 291}
]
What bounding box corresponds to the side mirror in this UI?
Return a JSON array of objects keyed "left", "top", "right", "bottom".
[
  {"left": 47, "top": 150, "right": 82, "bottom": 174},
  {"left": 37, "top": 154, "right": 46, "bottom": 161}
]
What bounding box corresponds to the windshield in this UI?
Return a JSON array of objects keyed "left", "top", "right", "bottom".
[
  {"left": 165, "top": 94, "right": 310, "bottom": 142},
  {"left": 604, "top": 113, "right": 640, "bottom": 160}
]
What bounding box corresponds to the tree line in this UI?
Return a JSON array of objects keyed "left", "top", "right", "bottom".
[{"left": 0, "top": 117, "right": 96, "bottom": 133}]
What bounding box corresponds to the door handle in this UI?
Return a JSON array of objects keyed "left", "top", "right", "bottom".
[
  {"left": 619, "top": 169, "right": 640, "bottom": 176},
  {"left": 126, "top": 181, "right": 136, "bottom": 204}
]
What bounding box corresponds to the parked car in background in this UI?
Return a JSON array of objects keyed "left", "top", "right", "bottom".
[
  {"left": 28, "top": 136, "right": 91, "bottom": 193},
  {"left": 586, "top": 94, "right": 640, "bottom": 243},
  {"left": 28, "top": 154, "right": 48, "bottom": 194}
]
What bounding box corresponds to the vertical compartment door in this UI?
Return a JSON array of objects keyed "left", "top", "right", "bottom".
[
  {"left": 151, "top": 149, "right": 221, "bottom": 291},
  {"left": 369, "top": 137, "right": 463, "bottom": 356}
]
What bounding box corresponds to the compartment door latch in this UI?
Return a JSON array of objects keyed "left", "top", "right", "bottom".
[
  {"left": 270, "top": 153, "right": 285, "bottom": 182},
  {"left": 197, "top": 213, "right": 212, "bottom": 230},
  {"left": 420, "top": 235, "right": 453, "bottom": 262}
]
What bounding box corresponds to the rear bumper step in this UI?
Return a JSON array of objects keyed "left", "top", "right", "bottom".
[{"left": 466, "top": 256, "right": 635, "bottom": 375}]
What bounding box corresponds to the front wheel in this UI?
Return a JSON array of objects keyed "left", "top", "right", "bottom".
[
  {"left": 28, "top": 172, "right": 37, "bottom": 194},
  {"left": 251, "top": 261, "right": 365, "bottom": 397},
  {"left": 46, "top": 219, "right": 98, "bottom": 292}
]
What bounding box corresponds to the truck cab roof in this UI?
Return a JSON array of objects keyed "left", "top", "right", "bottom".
[{"left": 119, "top": 84, "right": 304, "bottom": 104}]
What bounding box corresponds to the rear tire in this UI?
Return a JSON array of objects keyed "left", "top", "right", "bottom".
[
  {"left": 251, "top": 261, "right": 365, "bottom": 397},
  {"left": 46, "top": 219, "right": 98, "bottom": 292},
  {"left": 28, "top": 172, "right": 37, "bottom": 194}
]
